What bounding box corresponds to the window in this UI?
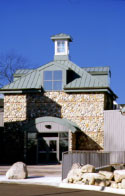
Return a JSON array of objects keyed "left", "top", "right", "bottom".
[
  {"left": 43, "top": 70, "right": 62, "bottom": 91},
  {"left": 57, "top": 40, "right": 65, "bottom": 53},
  {"left": 55, "top": 40, "right": 68, "bottom": 56}
]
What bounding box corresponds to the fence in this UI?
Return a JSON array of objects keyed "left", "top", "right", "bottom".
[
  {"left": 0, "top": 112, "right": 4, "bottom": 127},
  {"left": 62, "top": 151, "right": 125, "bottom": 179}
]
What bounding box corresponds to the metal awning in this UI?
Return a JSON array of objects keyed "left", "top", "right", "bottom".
[{"left": 23, "top": 116, "right": 81, "bottom": 133}]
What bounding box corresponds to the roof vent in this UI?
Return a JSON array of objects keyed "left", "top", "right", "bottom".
[{"left": 45, "top": 125, "right": 52, "bottom": 129}]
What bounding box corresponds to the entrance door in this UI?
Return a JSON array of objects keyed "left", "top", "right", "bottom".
[{"left": 37, "top": 137, "right": 59, "bottom": 164}]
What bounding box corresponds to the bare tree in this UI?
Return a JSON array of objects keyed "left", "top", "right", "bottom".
[{"left": 0, "top": 51, "right": 32, "bottom": 87}]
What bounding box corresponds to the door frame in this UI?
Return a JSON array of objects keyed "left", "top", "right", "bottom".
[{"left": 37, "top": 136, "right": 59, "bottom": 164}]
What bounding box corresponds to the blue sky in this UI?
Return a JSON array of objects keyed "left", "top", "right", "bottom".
[{"left": 0, "top": 0, "right": 125, "bottom": 103}]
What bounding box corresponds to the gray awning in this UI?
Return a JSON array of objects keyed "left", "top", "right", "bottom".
[{"left": 23, "top": 116, "right": 81, "bottom": 133}]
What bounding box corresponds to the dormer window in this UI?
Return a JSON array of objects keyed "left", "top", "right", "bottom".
[
  {"left": 43, "top": 70, "right": 62, "bottom": 91},
  {"left": 55, "top": 40, "right": 68, "bottom": 55}
]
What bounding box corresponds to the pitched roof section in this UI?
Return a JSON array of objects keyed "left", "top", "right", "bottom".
[
  {"left": 14, "top": 66, "right": 110, "bottom": 76},
  {"left": 2, "top": 69, "right": 41, "bottom": 90},
  {"left": 83, "top": 66, "right": 110, "bottom": 74},
  {"left": 56, "top": 61, "right": 106, "bottom": 88},
  {"left": 55, "top": 60, "right": 83, "bottom": 77},
  {"left": 64, "top": 67, "right": 107, "bottom": 89},
  {"left": 1, "top": 60, "right": 108, "bottom": 91},
  {"left": 14, "top": 69, "right": 34, "bottom": 76},
  {"left": 65, "top": 77, "right": 106, "bottom": 89}
]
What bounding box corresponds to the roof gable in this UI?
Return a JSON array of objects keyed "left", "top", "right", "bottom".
[{"left": 38, "top": 61, "right": 67, "bottom": 71}]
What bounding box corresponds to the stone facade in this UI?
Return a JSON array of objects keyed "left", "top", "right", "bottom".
[
  {"left": 4, "top": 95, "right": 27, "bottom": 122},
  {"left": 4, "top": 92, "right": 105, "bottom": 148}
]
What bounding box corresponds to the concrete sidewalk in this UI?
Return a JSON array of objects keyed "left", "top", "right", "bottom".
[
  {"left": 0, "top": 175, "right": 125, "bottom": 195},
  {"left": 0, "top": 175, "right": 61, "bottom": 186}
]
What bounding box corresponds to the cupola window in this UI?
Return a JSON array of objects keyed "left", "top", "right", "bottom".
[
  {"left": 43, "top": 70, "right": 62, "bottom": 91},
  {"left": 57, "top": 40, "right": 65, "bottom": 53},
  {"left": 55, "top": 40, "right": 68, "bottom": 55}
]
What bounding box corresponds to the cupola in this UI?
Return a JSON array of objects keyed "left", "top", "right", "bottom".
[{"left": 51, "top": 33, "right": 72, "bottom": 61}]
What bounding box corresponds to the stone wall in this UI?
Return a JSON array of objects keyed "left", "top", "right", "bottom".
[
  {"left": 4, "top": 94, "right": 27, "bottom": 122},
  {"left": 4, "top": 92, "right": 105, "bottom": 148},
  {"left": 4, "top": 95, "right": 27, "bottom": 163},
  {"left": 45, "top": 92, "right": 104, "bottom": 148}
]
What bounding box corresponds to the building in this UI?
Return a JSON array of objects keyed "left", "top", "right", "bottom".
[
  {"left": 0, "top": 33, "right": 117, "bottom": 164},
  {"left": 0, "top": 98, "right": 4, "bottom": 161}
]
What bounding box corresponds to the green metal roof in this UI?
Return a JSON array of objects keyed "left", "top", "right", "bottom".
[
  {"left": 83, "top": 66, "right": 110, "bottom": 75},
  {"left": 2, "top": 69, "right": 41, "bottom": 90},
  {"left": 14, "top": 66, "right": 110, "bottom": 76},
  {"left": 0, "top": 60, "right": 115, "bottom": 97},
  {"left": 64, "top": 74, "right": 107, "bottom": 89},
  {"left": 23, "top": 116, "right": 80, "bottom": 133},
  {"left": 51, "top": 33, "right": 72, "bottom": 42},
  {"left": 13, "top": 69, "right": 34, "bottom": 77}
]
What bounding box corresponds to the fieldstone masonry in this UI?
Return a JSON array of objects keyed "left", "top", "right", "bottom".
[
  {"left": 4, "top": 94, "right": 27, "bottom": 122},
  {"left": 4, "top": 92, "right": 105, "bottom": 148}
]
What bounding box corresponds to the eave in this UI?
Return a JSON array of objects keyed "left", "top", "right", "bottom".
[
  {"left": 0, "top": 89, "right": 42, "bottom": 94},
  {"left": 64, "top": 87, "right": 118, "bottom": 100},
  {"left": 0, "top": 86, "right": 117, "bottom": 100}
]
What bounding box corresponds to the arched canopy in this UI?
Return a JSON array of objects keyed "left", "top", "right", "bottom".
[{"left": 23, "top": 116, "right": 81, "bottom": 133}]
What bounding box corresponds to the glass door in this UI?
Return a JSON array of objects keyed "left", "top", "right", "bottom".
[{"left": 37, "top": 137, "right": 59, "bottom": 164}]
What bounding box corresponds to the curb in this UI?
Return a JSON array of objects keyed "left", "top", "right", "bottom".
[{"left": 59, "top": 182, "right": 125, "bottom": 195}]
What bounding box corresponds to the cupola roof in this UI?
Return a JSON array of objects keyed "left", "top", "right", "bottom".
[{"left": 51, "top": 33, "right": 72, "bottom": 42}]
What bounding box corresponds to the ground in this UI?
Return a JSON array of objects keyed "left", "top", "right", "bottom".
[{"left": 0, "top": 184, "right": 123, "bottom": 196}]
